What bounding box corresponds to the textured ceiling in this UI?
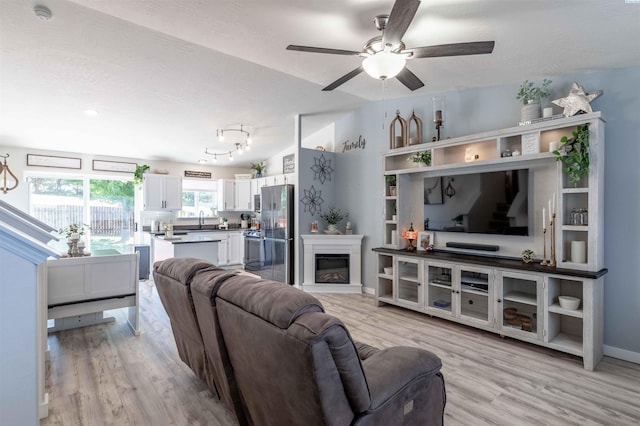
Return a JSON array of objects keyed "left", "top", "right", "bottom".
[{"left": 1, "top": 0, "right": 639, "bottom": 166}]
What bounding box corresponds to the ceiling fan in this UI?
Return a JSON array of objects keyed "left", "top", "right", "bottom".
[{"left": 286, "top": 0, "right": 495, "bottom": 91}]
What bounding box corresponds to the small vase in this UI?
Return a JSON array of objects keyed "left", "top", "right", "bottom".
[
  {"left": 256, "top": 171, "right": 263, "bottom": 178},
  {"left": 327, "top": 224, "right": 338, "bottom": 234}
]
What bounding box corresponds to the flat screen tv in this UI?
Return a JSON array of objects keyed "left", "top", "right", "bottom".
[{"left": 424, "top": 169, "right": 529, "bottom": 236}]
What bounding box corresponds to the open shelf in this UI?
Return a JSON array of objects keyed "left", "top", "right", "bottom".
[
  {"left": 548, "top": 332, "right": 583, "bottom": 356},
  {"left": 548, "top": 303, "right": 584, "bottom": 318},
  {"left": 503, "top": 291, "right": 537, "bottom": 305}
]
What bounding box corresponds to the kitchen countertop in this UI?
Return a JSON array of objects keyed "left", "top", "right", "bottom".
[
  {"left": 154, "top": 234, "right": 222, "bottom": 244},
  {"left": 147, "top": 228, "right": 246, "bottom": 236}
]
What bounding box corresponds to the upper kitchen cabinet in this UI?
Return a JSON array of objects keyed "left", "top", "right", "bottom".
[
  {"left": 217, "top": 179, "right": 236, "bottom": 212},
  {"left": 235, "top": 179, "right": 252, "bottom": 211},
  {"left": 143, "top": 174, "right": 182, "bottom": 211}
]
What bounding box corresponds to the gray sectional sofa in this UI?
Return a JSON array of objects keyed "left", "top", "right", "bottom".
[{"left": 153, "top": 258, "right": 446, "bottom": 425}]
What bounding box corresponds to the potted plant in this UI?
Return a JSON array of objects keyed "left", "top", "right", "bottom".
[
  {"left": 58, "top": 223, "right": 90, "bottom": 239},
  {"left": 409, "top": 151, "right": 432, "bottom": 166},
  {"left": 516, "top": 79, "right": 552, "bottom": 122},
  {"left": 250, "top": 162, "right": 266, "bottom": 178},
  {"left": 320, "top": 207, "right": 348, "bottom": 234},
  {"left": 133, "top": 164, "right": 149, "bottom": 187},
  {"left": 452, "top": 214, "right": 464, "bottom": 226},
  {"left": 553, "top": 123, "right": 590, "bottom": 186},
  {"left": 386, "top": 175, "right": 397, "bottom": 196}
]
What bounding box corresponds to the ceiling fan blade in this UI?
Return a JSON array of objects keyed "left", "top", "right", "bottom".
[
  {"left": 322, "top": 66, "right": 364, "bottom": 91},
  {"left": 396, "top": 67, "right": 424, "bottom": 91},
  {"left": 382, "top": 0, "right": 421, "bottom": 49},
  {"left": 286, "top": 45, "right": 362, "bottom": 56},
  {"left": 407, "top": 41, "right": 495, "bottom": 58}
]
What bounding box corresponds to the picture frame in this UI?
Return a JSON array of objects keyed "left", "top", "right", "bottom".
[
  {"left": 92, "top": 160, "right": 137, "bottom": 173},
  {"left": 417, "top": 231, "right": 435, "bottom": 251},
  {"left": 424, "top": 177, "right": 443, "bottom": 205},
  {"left": 27, "top": 154, "right": 81, "bottom": 169}
]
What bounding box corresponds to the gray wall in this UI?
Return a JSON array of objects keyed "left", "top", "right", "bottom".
[{"left": 334, "top": 66, "right": 640, "bottom": 355}]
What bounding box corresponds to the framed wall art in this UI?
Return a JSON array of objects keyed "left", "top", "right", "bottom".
[
  {"left": 92, "top": 160, "right": 137, "bottom": 173},
  {"left": 27, "top": 154, "right": 81, "bottom": 169}
]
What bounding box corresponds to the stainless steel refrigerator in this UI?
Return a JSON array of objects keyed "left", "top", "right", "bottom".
[{"left": 259, "top": 184, "right": 294, "bottom": 284}]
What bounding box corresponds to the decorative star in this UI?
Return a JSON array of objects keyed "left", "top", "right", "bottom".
[
  {"left": 300, "top": 185, "right": 324, "bottom": 216},
  {"left": 552, "top": 82, "right": 603, "bottom": 117},
  {"left": 310, "top": 153, "right": 334, "bottom": 184}
]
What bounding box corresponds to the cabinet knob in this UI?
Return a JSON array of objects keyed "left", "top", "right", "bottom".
[{"left": 497, "top": 298, "right": 502, "bottom": 303}]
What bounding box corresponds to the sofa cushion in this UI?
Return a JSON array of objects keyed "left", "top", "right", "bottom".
[{"left": 216, "top": 274, "right": 324, "bottom": 328}]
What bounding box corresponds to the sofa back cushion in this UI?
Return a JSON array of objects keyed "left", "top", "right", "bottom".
[
  {"left": 216, "top": 277, "right": 371, "bottom": 426},
  {"left": 191, "top": 268, "right": 249, "bottom": 425},
  {"left": 152, "top": 258, "right": 219, "bottom": 393}
]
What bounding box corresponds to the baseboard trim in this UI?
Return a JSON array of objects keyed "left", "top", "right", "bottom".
[
  {"left": 361, "top": 286, "right": 375, "bottom": 296},
  {"left": 604, "top": 345, "right": 640, "bottom": 364}
]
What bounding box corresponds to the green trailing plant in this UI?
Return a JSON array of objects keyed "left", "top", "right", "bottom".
[
  {"left": 452, "top": 214, "right": 464, "bottom": 225},
  {"left": 133, "top": 164, "right": 149, "bottom": 186},
  {"left": 553, "top": 124, "right": 590, "bottom": 186},
  {"left": 409, "top": 151, "right": 432, "bottom": 166},
  {"left": 516, "top": 79, "right": 552, "bottom": 105},
  {"left": 320, "top": 206, "right": 348, "bottom": 225}
]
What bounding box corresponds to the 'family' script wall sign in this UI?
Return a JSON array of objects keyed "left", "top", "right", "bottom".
[{"left": 342, "top": 135, "right": 366, "bottom": 153}]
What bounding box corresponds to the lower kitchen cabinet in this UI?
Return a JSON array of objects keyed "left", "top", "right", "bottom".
[{"left": 374, "top": 248, "right": 606, "bottom": 370}]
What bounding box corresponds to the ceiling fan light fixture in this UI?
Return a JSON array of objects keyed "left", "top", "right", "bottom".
[{"left": 362, "top": 51, "right": 406, "bottom": 80}]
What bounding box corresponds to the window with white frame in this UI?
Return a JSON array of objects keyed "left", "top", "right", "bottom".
[{"left": 179, "top": 178, "right": 218, "bottom": 218}]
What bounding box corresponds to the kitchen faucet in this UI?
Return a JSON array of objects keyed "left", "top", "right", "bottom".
[{"left": 199, "top": 210, "right": 204, "bottom": 229}]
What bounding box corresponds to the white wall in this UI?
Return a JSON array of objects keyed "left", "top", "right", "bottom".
[
  {"left": 0, "top": 145, "right": 250, "bottom": 213},
  {"left": 334, "top": 66, "right": 640, "bottom": 356}
]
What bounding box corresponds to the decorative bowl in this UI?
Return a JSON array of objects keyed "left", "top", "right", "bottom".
[
  {"left": 558, "top": 296, "right": 581, "bottom": 310},
  {"left": 383, "top": 267, "right": 393, "bottom": 275}
]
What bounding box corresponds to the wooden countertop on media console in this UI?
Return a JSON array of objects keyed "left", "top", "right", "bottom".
[{"left": 372, "top": 247, "right": 608, "bottom": 280}]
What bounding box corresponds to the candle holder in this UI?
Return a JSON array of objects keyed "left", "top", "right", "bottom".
[
  {"left": 432, "top": 96, "right": 445, "bottom": 141},
  {"left": 550, "top": 214, "right": 557, "bottom": 267},
  {"left": 540, "top": 228, "right": 548, "bottom": 266}
]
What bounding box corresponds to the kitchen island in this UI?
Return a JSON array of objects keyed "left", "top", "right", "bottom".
[{"left": 152, "top": 233, "right": 221, "bottom": 265}]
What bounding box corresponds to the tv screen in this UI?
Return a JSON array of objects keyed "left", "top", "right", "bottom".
[{"left": 424, "top": 169, "right": 529, "bottom": 236}]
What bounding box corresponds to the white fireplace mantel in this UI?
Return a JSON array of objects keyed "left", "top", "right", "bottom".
[{"left": 301, "top": 234, "right": 364, "bottom": 293}]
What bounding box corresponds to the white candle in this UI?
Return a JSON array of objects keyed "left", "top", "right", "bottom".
[
  {"left": 70, "top": 232, "right": 79, "bottom": 239},
  {"left": 571, "top": 241, "right": 586, "bottom": 263},
  {"left": 552, "top": 193, "right": 556, "bottom": 215},
  {"left": 542, "top": 207, "right": 546, "bottom": 229},
  {"left": 548, "top": 200, "right": 552, "bottom": 221}
]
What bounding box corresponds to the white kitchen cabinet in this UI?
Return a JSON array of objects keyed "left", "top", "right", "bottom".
[
  {"left": 228, "top": 231, "right": 244, "bottom": 265},
  {"left": 143, "top": 174, "right": 182, "bottom": 211},
  {"left": 217, "top": 179, "right": 236, "bottom": 211},
  {"left": 235, "top": 179, "right": 252, "bottom": 211}
]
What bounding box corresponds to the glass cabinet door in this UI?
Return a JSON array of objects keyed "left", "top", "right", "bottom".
[
  {"left": 425, "top": 263, "right": 453, "bottom": 316},
  {"left": 395, "top": 257, "right": 421, "bottom": 308},
  {"left": 498, "top": 270, "right": 543, "bottom": 340},
  {"left": 459, "top": 267, "right": 492, "bottom": 324}
]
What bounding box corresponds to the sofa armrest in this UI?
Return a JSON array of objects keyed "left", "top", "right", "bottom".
[{"left": 362, "top": 346, "right": 442, "bottom": 409}]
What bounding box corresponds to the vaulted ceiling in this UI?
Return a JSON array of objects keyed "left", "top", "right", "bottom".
[{"left": 1, "top": 0, "right": 639, "bottom": 166}]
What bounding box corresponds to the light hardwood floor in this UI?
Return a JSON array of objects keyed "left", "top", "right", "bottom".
[{"left": 42, "top": 281, "right": 640, "bottom": 426}]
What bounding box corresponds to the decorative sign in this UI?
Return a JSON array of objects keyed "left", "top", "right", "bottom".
[
  {"left": 27, "top": 154, "right": 81, "bottom": 169},
  {"left": 283, "top": 154, "right": 295, "bottom": 174},
  {"left": 521, "top": 132, "right": 541, "bottom": 154},
  {"left": 342, "top": 135, "right": 366, "bottom": 152},
  {"left": 184, "top": 170, "right": 212, "bottom": 179},
  {"left": 92, "top": 160, "right": 137, "bottom": 173}
]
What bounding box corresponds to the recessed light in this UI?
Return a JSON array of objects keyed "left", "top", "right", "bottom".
[
  {"left": 83, "top": 109, "right": 98, "bottom": 117},
  {"left": 198, "top": 159, "right": 207, "bottom": 164}
]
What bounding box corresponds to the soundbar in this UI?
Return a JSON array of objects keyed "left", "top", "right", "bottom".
[{"left": 446, "top": 242, "right": 499, "bottom": 252}]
